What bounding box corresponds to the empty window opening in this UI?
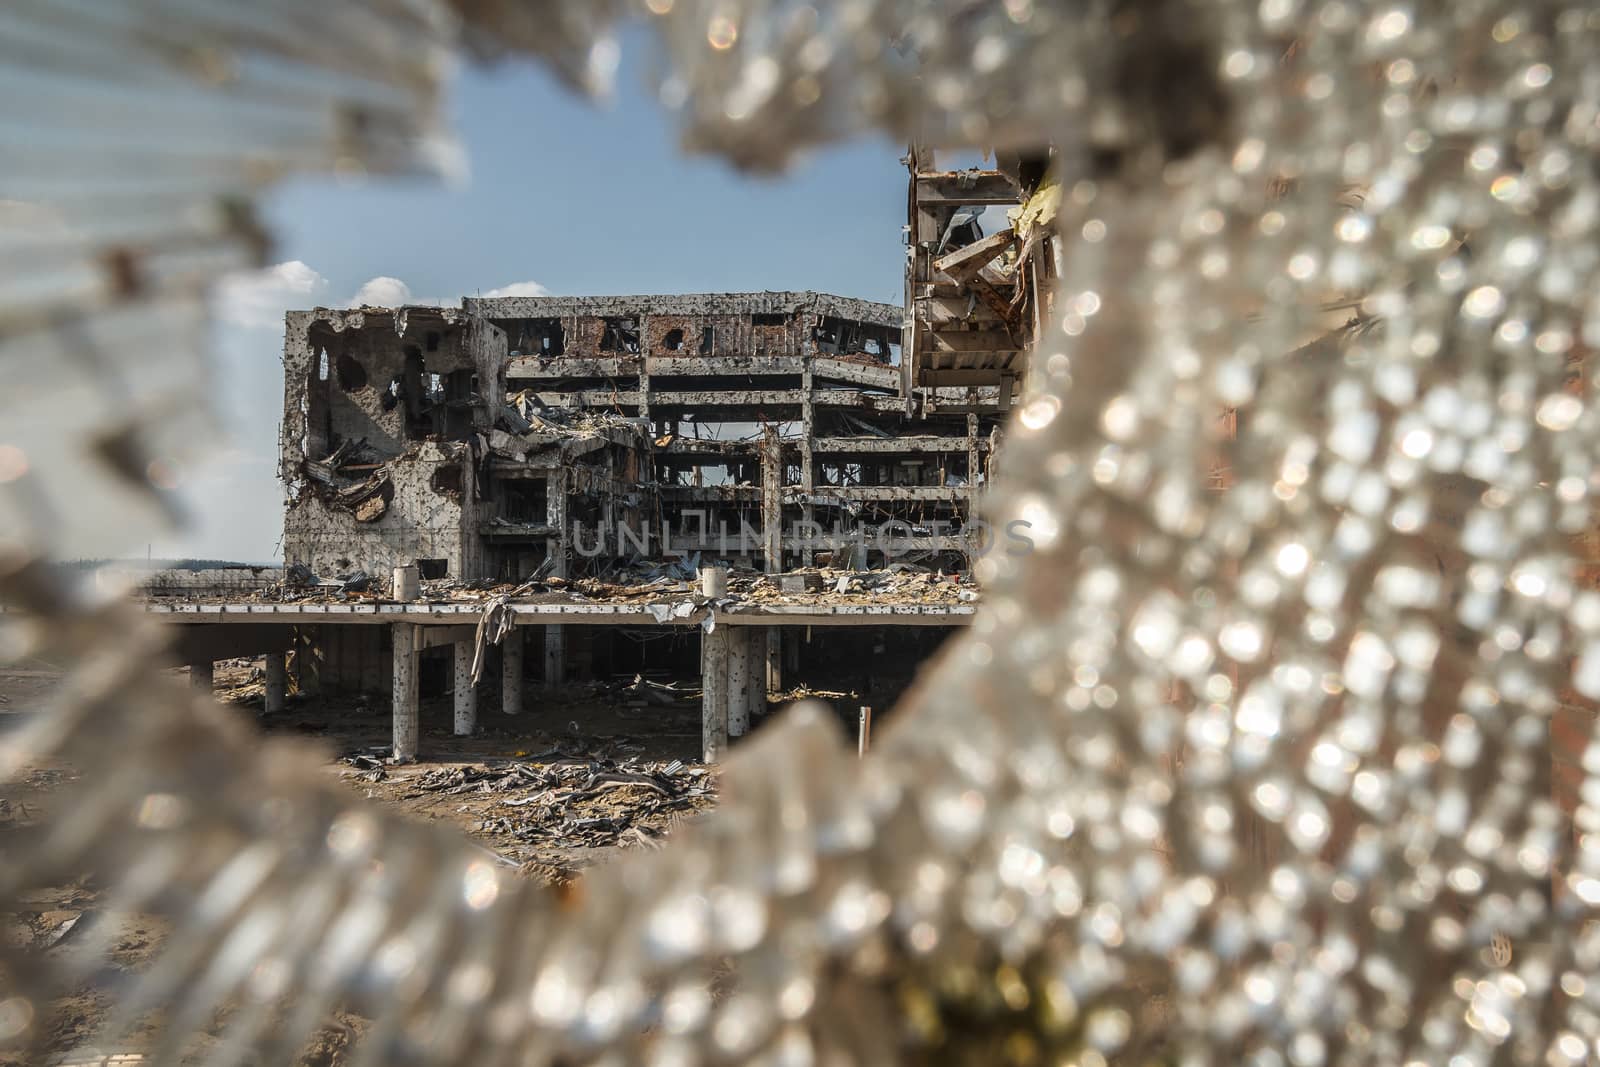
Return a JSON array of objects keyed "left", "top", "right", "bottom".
[
  {"left": 663, "top": 328, "right": 685, "bottom": 351},
  {"left": 864, "top": 338, "right": 881, "bottom": 357},
  {"left": 500, "top": 482, "right": 548, "bottom": 523},
  {"left": 698, "top": 326, "right": 715, "bottom": 354},
  {"left": 430, "top": 465, "right": 462, "bottom": 496},
  {"left": 335, "top": 352, "right": 367, "bottom": 391},
  {"left": 600, "top": 317, "right": 641, "bottom": 353},
  {"left": 443, "top": 368, "right": 476, "bottom": 402},
  {"left": 425, "top": 331, "right": 441, "bottom": 352},
  {"left": 317, "top": 348, "right": 330, "bottom": 380},
  {"left": 518, "top": 318, "right": 565, "bottom": 357},
  {"left": 416, "top": 558, "right": 449, "bottom": 579},
  {"left": 812, "top": 317, "right": 846, "bottom": 353},
  {"left": 751, "top": 313, "right": 785, "bottom": 327}
]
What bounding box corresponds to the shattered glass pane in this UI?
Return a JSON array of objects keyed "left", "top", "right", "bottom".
[{"left": 6, "top": 1, "right": 1600, "bottom": 1065}]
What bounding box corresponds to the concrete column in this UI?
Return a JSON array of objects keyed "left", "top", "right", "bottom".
[
  {"left": 701, "top": 565, "right": 728, "bottom": 598},
  {"left": 728, "top": 627, "right": 751, "bottom": 739},
  {"left": 765, "top": 627, "right": 782, "bottom": 698},
  {"left": 965, "top": 410, "right": 980, "bottom": 569},
  {"left": 701, "top": 625, "right": 730, "bottom": 762},
  {"left": 293, "top": 626, "right": 321, "bottom": 697},
  {"left": 502, "top": 627, "right": 524, "bottom": 716},
  {"left": 544, "top": 624, "right": 565, "bottom": 688},
  {"left": 392, "top": 624, "right": 418, "bottom": 762},
  {"left": 189, "top": 660, "right": 213, "bottom": 694},
  {"left": 801, "top": 356, "right": 816, "bottom": 566},
  {"left": 264, "top": 651, "right": 287, "bottom": 715},
  {"left": 760, "top": 426, "right": 783, "bottom": 573},
  {"left": 453, "top": 641, "right": 476, "bottom": 736},
  {"left": 747, "top": 634, "right": 767, "bottom": 724}
]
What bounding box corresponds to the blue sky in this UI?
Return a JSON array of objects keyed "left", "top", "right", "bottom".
[{"left": 157, "top": 47, "right": 909, "bottom": 563}]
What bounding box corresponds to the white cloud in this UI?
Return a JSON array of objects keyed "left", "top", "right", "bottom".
[
  {"left": 214, "top": 260, "right": 329, "bottom": 329},
  {"left": 481, "top": 279, "right": 550, "bottom": 298},
  {"left": 348, "top": 275, "right": 415, "bottom": 308},
  {"left": 219, "top": 266, "right": 495, "bottom": 323}
]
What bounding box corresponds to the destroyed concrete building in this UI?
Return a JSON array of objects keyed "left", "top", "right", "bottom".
[
  {"left": 280, "top": 305, "right": 508, "bottom": 582},
  {"left": 173, "top": 155, "right": 1058, "bottom": 758},
  {"left": 281, "top": 290, "right": 1020, "bottom": 587}
]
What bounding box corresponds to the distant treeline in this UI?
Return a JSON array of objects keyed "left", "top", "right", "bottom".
[{"left": 56, "top": 559, "right": 277, "bottom": 572}]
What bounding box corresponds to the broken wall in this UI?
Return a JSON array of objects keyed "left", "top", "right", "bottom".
[
  {"left": 280, "top": 307, "right": 505, "bottom": 581},
  {"left": 471, "top": 291, "right": 901, "bottom": 363},
  {"left": 283, "top": 441, "right": 484, "bottom": 580}
]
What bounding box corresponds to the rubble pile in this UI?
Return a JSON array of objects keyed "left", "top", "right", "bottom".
[
  {"left": 246, "top": 562, "right": 977, "bottom": 608},
  {"left": 343, "top": 755, "right": 716, "bottom": 856}
]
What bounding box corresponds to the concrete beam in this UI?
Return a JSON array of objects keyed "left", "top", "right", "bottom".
[
  {"left": 812, "top": 390, "right": 905, "bottom": 412},
  {"left": 809, "top": 358, "right": 900, "bottom": 390},
  {"left": 454, "top": 640, "right": 476, "bottom": 736},
  {"left": 264, "top": 651, "right": 287, "bottom": 715},
  {"left": 417, "top": 625, "right": 477, "bottom": 651},
  {"left": 139, "top": 601, "right": 980, "bottom": 626},
  {"left": 933, "top": 228, "right": 1018, "bottom": 282},
  {"left": 915, "top": 295, "right": 1015, "bottom": 327},
  {"left": 172, "top": 623, "right": 293, "bottom": 666},
  {"left": 702, "top": 625, "right": 730, "bottom": 762},
  {"left": 927, "top": 329, "right": 1021, "bottom": 354},
  {"left": 812, "top": 435, "right": 988, "bottom": 454},
  {"left": 920, "top": 369, "right": 1020, "bottom": 387},
  {"left": 502, "top": 628, "right": 524, "bottom": 716},
  {"left": 530, "top": 390, "right": 642, "bottom": 408},
  {"left": 506, "top": 356, "right": 637, "bottom": 378},
  {"left": 659, "top": 485, "right": 762, "bottom": 502},
  {"left": 651, "top": 389, "right": 805, "bottom": 407},
  {"left": 798, "top": 486, "right": 967, "bottom": 503},
  {"left": 914, "top": 171, "right": 1021, "bottom": 205},
  {"left": 647, "top": 355, "right": 805, "bottom": 376},
  {"left": 392, "top": 623, "right": 419, "bottom": 762}
]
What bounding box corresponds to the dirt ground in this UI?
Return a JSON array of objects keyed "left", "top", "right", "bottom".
[{"left": 0, "top": 656, "right": 737, "bottom": 1064}]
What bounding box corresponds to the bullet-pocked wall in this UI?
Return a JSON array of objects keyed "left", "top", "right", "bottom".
[{"left": 280, "top": 306, "right": 507, "bottom": 581}]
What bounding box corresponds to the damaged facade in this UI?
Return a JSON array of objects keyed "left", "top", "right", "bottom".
[
  {"left": 259, "top": 158, "right": 1057, "bottom": 751},
  {"left": 282, "top": 289, "right": 1022, "bottom": 584},
  {"left": 280, "top": 305, "right": 507, "bottom": 582}
]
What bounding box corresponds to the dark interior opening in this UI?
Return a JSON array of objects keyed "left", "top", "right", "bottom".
[
  {"left": 430, "top": 465, "right": 462, "bottom": 495},
  {"left": 335, "top": 351, "right": 368, "bottom": 392},
  {"left": 600, "top": 317, "right": 641, "bottom": 353},
  {"left": 517, "top": 318, "right": 565, "bottom": 357}
]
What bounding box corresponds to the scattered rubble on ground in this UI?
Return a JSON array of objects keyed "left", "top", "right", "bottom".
[
  {"left": 338, "top": 750, "right": 716, "bottom": 869},
  {"left": 248, "top": 562, "right": 977, "bottom": 608}
]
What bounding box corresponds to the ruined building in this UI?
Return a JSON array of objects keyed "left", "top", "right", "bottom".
[
  {"left": 257, "top": 154, "right": 1055, "bottom": 742},
  {"left": 281, "top": 292, "right": 1013, "bottom": 584}
]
